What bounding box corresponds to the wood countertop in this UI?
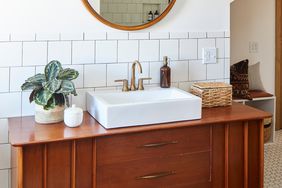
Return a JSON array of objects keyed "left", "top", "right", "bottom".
[{"left": 8, "top": 102, "right": 271, "bottom": 147}]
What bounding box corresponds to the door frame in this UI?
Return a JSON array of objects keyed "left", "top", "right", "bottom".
[{"left": 276, "top": 0, "right": 281, "bottom": 130}]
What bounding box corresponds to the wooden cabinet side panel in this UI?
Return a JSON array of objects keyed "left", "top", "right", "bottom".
[
  {"left": 211, "top": 124, "right": 225, "bottom": 188},
  {"left": 47, "top": 141, "right": 71, "bottom": 188},
  {"left": 228, "top": 122, "right": 244, "bottom": 188},
  {"left": 248, "top": 120, "right": 260, "bottom": 188},
  {"left": 23, "top": 145, "right": 44, "bottom": 188},
  {"left": 75, "top": 138, "right": 94, "bottom": 188}
]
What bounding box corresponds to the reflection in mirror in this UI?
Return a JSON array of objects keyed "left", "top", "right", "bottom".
[{"left": 88, "top": 0, "right": 173, "bottom": 26}]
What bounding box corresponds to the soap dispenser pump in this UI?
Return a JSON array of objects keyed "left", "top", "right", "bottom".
[{"left": 160, "top": 56, "right": 171, "bottom": 88}]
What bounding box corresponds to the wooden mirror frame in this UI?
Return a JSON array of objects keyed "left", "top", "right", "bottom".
[{"left": 82, "top": 0, "right": 176, "bottom": 31}]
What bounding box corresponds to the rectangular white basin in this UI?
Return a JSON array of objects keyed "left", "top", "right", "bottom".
[{"left": 87, "top": 88, "right": 202, "bottom": 129}]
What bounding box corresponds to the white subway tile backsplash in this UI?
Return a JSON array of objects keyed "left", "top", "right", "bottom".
[
  {"left": 84, "top": 64, "right": 106, "bottom": 87},
  {"left": 189, "top": 60, "right": 207, "bottom": 81},
  {"left": 160, "top": 40, "right": 179, "bottom": 60},
  {"left": 21, "top": 91, "right": 34, "bottom": 116},
  {"left": 0, "top": 92, "right": 21, "bottom": 118},
  {"left": 189, "top": 32, "right": 206, "bottom": 39},
  {"left": 139, "top": 40, "right": 159, "bottom": 62},
  {"left": 48, "top": 41, "right": 72, "bottom": 65},
  {"left": 60, "top": 33, "right": 83, "bottom": 41},
  {"left": 198, "top": 39, "right": 216, "bottom": 59},
  {"left": 0, "top": 68, "right": 9, "bottom": 93},
  {"left": 0, "top": 170, "right": 9, "bottom": 188},
  {"left": 216, "top": 38, "right": 225, "bottom": 59},
  {"left": 36, "top": 33, "right": 60, "bottom": 41},
  {"left": 107, "top": 32, "right": 128, "bottom": 40},
  {"left": 170, "top": 61, "right": 189, "bottom": 82},
  {"left": 96, "top": 41, "right": 117, "bottom": 63},
  {"left": 207, "top": 59, "right": 225, "bottom": 80},
  {"left": 0, "top": 119, "right": 8, "bottom": 144},
  {"left": 10, "top": 67, "right": 35, "bottom": 92},
  {"left": 0, "top": 31, "right": 230, "bottom": 119},
  {"left": 207, "top": 32, "right": 225, "bottom": 38},
  {"left": 170, "top": 32, "right": 188, "bottom": 39},
  {"left": 23, "top": 42, "right": 47, "bottom": 66},
  {"left": 150, "top": 32, "right": 170, "bottom": 39},
  {"left": 0, "top": 144, "right": 11, "bottom": 169},
  {"left": 84, "top": 32, "right": 107, "bottom": 40},
  {"left": 72, "top": 41, "right": 95, "bottom": 64},
  {"left": 129, "top": 33, "right": 149, "bottom": 40},
  {"left": 149, "top": 62, "right": 162, "bottom": 84},
  {"left": 180, "top": 39, "right": 198, "bottom": 60},
  {"left": 118, "top": 40, "right": 139, "bottom": 62},
  {"left": 0, "top": 42, "right": 22, "bottom": 67},
  {"left": 11, "top": 33, "right": 35, "bottom": 41},
  {"left": 107, "top": 63, "right": 128, "bottom": 86}
]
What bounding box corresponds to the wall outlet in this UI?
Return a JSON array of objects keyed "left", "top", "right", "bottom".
[
  {"left": 202, "top": 48, "right": 217, "bottom": 64},
  {"left": 249, "top": 41, "right": 259, "bottom": 53}
]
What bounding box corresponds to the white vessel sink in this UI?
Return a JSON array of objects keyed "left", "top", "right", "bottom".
[{"left": 87, "top": 88, "right": 202, "bottom": 129}]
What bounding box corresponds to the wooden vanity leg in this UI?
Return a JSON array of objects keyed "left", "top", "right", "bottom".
[
  {"left": 244, "top": 122, "right": 249, "bottom": 188},
  {"left": 259, "top": 120, "right": 264, "bottom": 188}
]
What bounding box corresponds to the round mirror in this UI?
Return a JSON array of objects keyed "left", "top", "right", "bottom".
[{"left": 82, "top": 0, "right": 176, "bottom": 31}]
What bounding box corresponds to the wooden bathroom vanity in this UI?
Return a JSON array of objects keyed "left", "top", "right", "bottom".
[{"left": 9, "top": 103, "right": 270, "bottom": 188}]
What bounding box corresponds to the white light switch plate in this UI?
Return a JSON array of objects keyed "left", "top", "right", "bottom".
[{"left": 202, "top": 48, "right": 217, "bottom": 64}]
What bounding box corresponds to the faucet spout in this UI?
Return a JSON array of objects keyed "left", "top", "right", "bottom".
[{"left": 131, "top": 60, "right": 143, "bottom": 91}]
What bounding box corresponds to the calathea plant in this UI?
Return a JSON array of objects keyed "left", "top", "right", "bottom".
[{"left": 21, "top": 60, "right": 79, "bottom": 110}]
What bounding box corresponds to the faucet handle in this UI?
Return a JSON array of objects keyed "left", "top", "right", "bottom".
[
  {"left": 115, "top": 79, "right": 130, "bottom": 92},
  {"left": 138, "top": 77, "right": 152, "bottom": 90}
]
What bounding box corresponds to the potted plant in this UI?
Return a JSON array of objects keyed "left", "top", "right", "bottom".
[{"left": 21, "top": 60, "right": 79, "bottom": 124}]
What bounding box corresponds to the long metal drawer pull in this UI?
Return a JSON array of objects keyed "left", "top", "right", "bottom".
[
  {"left": 141, "top": 141, "right": 178, "bottom": 148},
  {"left": 136, "top": 171, "right": 176, "bottom": 180}
]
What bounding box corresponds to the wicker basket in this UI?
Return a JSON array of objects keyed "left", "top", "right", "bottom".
[
  {"left": 191, "top": 82, "right": 232, "bottom": 108},
  {"left": 264, "top": 117, "right": 272, "bottom": 143}
]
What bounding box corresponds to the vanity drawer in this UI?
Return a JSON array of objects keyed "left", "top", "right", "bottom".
[
  {"left": 97, "top": 151, "right": 211, "bottom": 188},
  {"left": 97, "top": 125, "right": 211, "bottom": 165}
]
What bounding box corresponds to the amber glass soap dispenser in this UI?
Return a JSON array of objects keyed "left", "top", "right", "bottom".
[{"left": 160, "top": 56, "right": 171, "bottom": 88}]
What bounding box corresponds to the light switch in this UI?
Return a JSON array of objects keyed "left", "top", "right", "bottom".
[{"left": 202, "top": 48, "right": 217, "bottom": 64}]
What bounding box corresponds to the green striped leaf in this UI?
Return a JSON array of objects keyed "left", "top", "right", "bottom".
[
  {"left": 57, "top": 80, "right": 75, "bottom": 94},
  {"left": 45, "top": 60, "right": 63, "bottom": 81},
  {"left": 26, "top": 73, "right": 46, "bottom": 84},
  {"left": 35, "top": 89, "right": 53, "bottom": 106},
  {"left": 43, "top": 79, "right": 62, "bottom": 93},
  {"left": 58, "top": 68, "right": 79, "bottom": 81}
]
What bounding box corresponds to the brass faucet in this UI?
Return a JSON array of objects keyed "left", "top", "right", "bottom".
[{"left": 130, "top": 60, "right": 143, "bottom": 91}]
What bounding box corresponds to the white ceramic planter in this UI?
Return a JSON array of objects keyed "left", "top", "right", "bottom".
[{"left": 35, "top": 104, "right": 65, "bottom": 124}]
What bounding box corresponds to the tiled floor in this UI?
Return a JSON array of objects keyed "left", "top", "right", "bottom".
[{"left": 265, "top": 130, "right": 282, "bottom": 188}]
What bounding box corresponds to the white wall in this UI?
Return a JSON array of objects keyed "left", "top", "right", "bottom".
[
  {"left": 231, "top": 0, "right": 275, "bottom": 94},
  {"left": 0, "top": 0, "right": 231, "bottom": 33}
]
